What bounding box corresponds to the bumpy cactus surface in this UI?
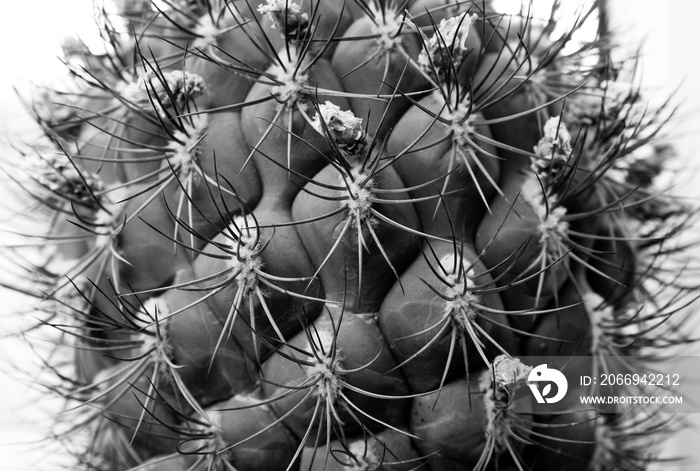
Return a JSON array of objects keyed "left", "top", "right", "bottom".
[{"left": 4, "top": 0, "right": 698, "bottom": 470}]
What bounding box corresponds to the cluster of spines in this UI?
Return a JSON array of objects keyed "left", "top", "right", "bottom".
[{"left": 1, "top": 0, "right": 697, "bottom": 470}]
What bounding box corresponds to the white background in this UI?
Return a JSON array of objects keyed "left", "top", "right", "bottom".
[
  {"left": 1, "top": 0, "right": 700, "bottom": 469},
  {"left": 0, "top": 4, "right": 116, "bottom": 469}
]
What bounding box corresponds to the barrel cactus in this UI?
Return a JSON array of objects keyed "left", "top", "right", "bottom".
[{"left": 4, "top": 0, "right": 697, "bottom": 470}]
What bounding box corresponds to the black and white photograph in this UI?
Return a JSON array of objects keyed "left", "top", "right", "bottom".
[{"left": 2, "top": 1, "right": 700, "bottom": 469}]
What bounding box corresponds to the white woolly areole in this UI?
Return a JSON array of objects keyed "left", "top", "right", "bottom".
[
  {"left": 583, "top": 291, "right": 614, "bottom": 353},
  {"left": 193, "top": 409, "right": 230, "bottom": 454},
  {"left": 304, "top": 329, "right": 343, "bottom": 401},
  {"left": 311, "top": 101, "right": 365, "bottom": 152},
  {"left": 230, "top": 215, "right": 260, "bottom": 252},
  {"left": 134, "top": 302, "right": 172, "bottom": 371},
  {"left": 443, "top": 97, "right": 476, "bottom": 147},
  {"left": 257, "top": 0, "right": 308, "bottom": 32},
  {"left": 531, "top": 116, "right": 572, "bottom": 188},
  {"left": 28, "top": 153, "right": 105, "bottom": 206},
  {"left": 347, "top": 439, "right": 379, "bottom": 470},
  {"left": 533, "top": 116, "right": 572, "bottom": 163},
  {"left": 418, "top": 13, "right": 476, "bottom": 75},
  {"left": 369, "top": 3, "right": 403, "bottom": 50},
  {"left": 543, "top": 116, "right": 572, "bottom": 148},
  {"left": 228, "top": 216, "right": 263, "bottom": 295},
  {"left": 123, "top": 70, "right": 206, "bottom": 115},
  {"left": 193, "top": 14, "right": 222, "bottom": 49},
  {"left": 139, "top": 328, "right": 172, "bottom": 360},
  {"left": 439, "top": 254, "right": 480, "bottom": 329},
  {"left": 144, "top": 296, "right": 170, "bottom": 318},
  {"left": 257, "top": 0, "right": 302, "bottom": 17},
  {"left": 492, "top": 355, "right": 532, "bottom": 393},
  {"left": 206, "top": 408, "right": 223, "bottom": 431},
  {"left": 166, "top": 114, "right": 208, "bottom": 173},
  {"left": 340, "top": 167, "right": 375, "bottom": 223},
  {"left": 481, "top": 356, "right": 532, "bottom": 449},
  {"left": 269, "top": 50, "right": 308, "bottom": 103},
  {"left": 138, "top": 298, "right": 172, "bottom": 360}
]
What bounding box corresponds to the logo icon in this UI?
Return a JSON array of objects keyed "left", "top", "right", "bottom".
[{"left": 527, "top": 364, "right": 568, "bottom": 404}]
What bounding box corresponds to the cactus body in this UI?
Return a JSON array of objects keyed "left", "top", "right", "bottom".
[{"left": 4, "top": 1, "right": 697, "bottom": 470}]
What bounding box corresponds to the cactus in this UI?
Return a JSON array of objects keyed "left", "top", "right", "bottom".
[{"left": 3, "top": 0, "right": 697, "bottom": 470}]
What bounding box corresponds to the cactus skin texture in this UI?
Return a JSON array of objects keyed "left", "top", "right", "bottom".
[{"left": 4, "top": 1, "right": 698, "bottom": 470}]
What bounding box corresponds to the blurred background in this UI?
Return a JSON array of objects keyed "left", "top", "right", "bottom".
[{"left": 1, "top": 0, "right": 699, "bottom": 469}]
